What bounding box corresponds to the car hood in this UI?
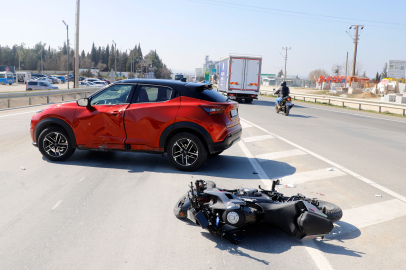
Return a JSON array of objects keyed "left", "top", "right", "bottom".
[{"left": 43, "top": 102, "right": 78, "bottom": 112}]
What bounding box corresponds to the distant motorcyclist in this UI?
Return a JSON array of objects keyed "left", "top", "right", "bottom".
[{"left": 274, "top": 81, "right": 290, "bottom": 105}]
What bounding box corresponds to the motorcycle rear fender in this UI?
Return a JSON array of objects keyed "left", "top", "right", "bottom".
[
  {"left": 260, "top": 200, "right": 333, "bottom": 239},
  {"left": 260, "top": 201, "right": 303, "bottom": 238}
]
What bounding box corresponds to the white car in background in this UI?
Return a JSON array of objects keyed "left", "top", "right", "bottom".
[
  {"left": 92, "top": 80, "right": 108, "bottom": 86},
  {"left": 36, "top": 77, "right": 53, "bottom": 84},
  {"left": 83, "top": 78, "right": 99, "bottom": 83}
]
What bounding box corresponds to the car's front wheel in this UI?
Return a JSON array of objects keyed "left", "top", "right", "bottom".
[
  {"left": 167, "top": 132, "right": 207, "bottom": 171},
  {"left": 38, "top": 126, "right": 75, "bottom": 161}
]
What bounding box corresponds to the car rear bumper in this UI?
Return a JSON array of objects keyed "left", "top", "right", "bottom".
[{"left": 210, "top": 127, "right": 242, "bottom": 153}]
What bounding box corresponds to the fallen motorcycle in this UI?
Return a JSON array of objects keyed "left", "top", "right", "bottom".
[
  {"left": 276, "top": 95, "right": 294, "bottom": 116},
  {"left": 174, "top": 180, "right": 342, "bottom": 244}
]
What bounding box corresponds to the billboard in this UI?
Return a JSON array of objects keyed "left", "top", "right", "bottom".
[
  {"left": 0, "top": 66, "right": 15, "bottom": 73},
  {"left": 388, "top": 60, "right": 406, "bottom": 78}
]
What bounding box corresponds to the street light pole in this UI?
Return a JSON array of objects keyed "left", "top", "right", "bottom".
[
  {"left": 282, "top": 47, "right": 291, "bottom": 81},
  {"left": 62, "top": 20, "right": 69, "bottom": 89},
  {"left": 74, "top": 0, "right": 80, "bottom": 88},
  {"left": 112, "top": 40, "right": 117, "bottom": 74}
]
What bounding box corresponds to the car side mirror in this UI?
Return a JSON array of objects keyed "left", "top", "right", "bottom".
[{"left": 77, "top": 98, "right": 91, "bottom": 108}]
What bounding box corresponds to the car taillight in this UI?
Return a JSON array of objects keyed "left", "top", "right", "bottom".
[
  {"left": 250, "top": 95, "right": 256, "bottom": 98},
  {"left": 199, "top": 105, "right": 227, "bottom": 115},
  {"left": 229, "top": 94, "right": 235, "bottom": 96}
]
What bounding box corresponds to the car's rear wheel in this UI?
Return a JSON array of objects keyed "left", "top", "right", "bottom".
[
  {"left": 27, "top": 88, "right": 32, "bottom": 91},
  {"left": 38, "top": 126, "right": 75, "bottom": 161},
  {"left": 167, "top": 132, "right": 207, "bottom": 171}
]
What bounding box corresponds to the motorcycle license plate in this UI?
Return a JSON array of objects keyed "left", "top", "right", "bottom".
[
  {"left": 230, "top": 109, "right": 238, "bottom": 118},
  {"left": 286, "top": 102, "right": 292, "bottom": 106}
]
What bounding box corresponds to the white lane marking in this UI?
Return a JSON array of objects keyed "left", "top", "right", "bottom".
[
  {"left": 242, "top": 134, "right": 274, "bottom": 143},
  {"left": 302, "top": 239, "right": 334, "bottom": 270},
  {"left": 238, "top": 140, "right": 331, "bottom": 270},
  {"left": 327, "top": 199, "right": 406, "bottom": 239},
  {"left": 239, "top": 120, "right": 253, "bottom": 129},
  {"left": 238, "top": 141, "right": 271, "bottom": 189},
  {"left": 0, "top": 110, "right": 38, "bottom": 118},
  {"left": 261, "top": 96, "right": 406, "bottom": 124},
  {"left": 240, "top": 117, "right": 406, "bottom": 203},
  {"left": 277, "top": 168, "right": 346, "bottom": 185},
  {"left": 79, "top": 177, "right": 85, "bottom": 182},
  {"left": 52, "top": 200, "right": 62, "bottom": 210},
  {"left": 256, "top": 149, "right": 306, "bottom": 161}
]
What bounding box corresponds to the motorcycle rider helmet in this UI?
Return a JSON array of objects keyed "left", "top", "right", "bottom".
[{"left": 281, "top": 81, "right": 287, "bottom": 87}]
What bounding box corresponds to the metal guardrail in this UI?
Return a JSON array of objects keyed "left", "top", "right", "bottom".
[
  {"left": 0, "top": 88, "right": 97, "bottom": 109},
  {"left": 260, "top": 89, "right": 406, "bottom": 116}
]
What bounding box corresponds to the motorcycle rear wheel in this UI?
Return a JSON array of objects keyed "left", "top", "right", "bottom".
[
  {"left": 318, "top": 200, "right": 343, "bottom": 223},
  {"left": 284, "top": 106, "right": 290, "bottom": 116}
]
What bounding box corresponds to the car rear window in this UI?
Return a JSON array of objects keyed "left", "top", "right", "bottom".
[
  {"left": 191, "top": 86, "right": 227, "bottom": 102},
  {"left": 28, "top": 82, "right": 37, "bottom": 85}
]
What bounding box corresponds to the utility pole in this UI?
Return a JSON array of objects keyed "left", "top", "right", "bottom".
[
  {"left": 348, "top": 25, "right": 364, "bottom": 76},
  {"left": 74, "top": 0, "right": 80, "bottom": 88},
  {"left": 112, "top": 40, "right": 117, "bottom": 74},
  {"left": 18, "top": 46, "right": 21, "bottom": 71},
  {"left": 282, "top": 47, "right": 291, "bottom": 81},
  {"left": 41, "top": 47, "right": 43, "bottom": 74},
  {"left": 62, "top": 20, "right": 69, "bottom": 89},
  {"left": 345, "top": 51, "right": 348, "bottom": 77}
]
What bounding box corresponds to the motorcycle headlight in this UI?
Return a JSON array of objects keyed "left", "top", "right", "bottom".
[{"left": 227, "top": 212, "right": 239, "bottom": 224}]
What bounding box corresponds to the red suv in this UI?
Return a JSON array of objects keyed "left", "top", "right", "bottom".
[{"left": 30, "top": 79, "right": 242, "bottom": 171}]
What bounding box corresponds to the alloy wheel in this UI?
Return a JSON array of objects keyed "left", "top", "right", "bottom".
[
  {"left": 43, "top": 132, "right": 69, "bottom": 157},
  {"left": 172, "top": 138, "right": 199, "bottom": 166}
]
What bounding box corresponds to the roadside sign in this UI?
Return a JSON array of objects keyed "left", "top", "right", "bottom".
[
  {"left": 205, "top": 68, "right": 209, "bottom": 81},
  {"left": 212, "top": 69, "right": 217, "bottom": 73},
  {"left": 5, "top": 67, "right": 10, "bottom": 71}
]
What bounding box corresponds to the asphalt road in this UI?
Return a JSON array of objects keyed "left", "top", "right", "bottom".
[{"left": 0, "top": 97, "right": 405, "bottom": 269}]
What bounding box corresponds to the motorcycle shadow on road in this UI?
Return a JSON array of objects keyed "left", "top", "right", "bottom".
[
  {"left": 46, "top": 150, "right": 297, "bottom": 180},
  {"left": 195, "top": 222, "right": 363, "bottom": 265}
]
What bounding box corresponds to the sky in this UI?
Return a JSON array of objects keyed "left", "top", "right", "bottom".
[{"left": 2, "top": 0, "right": 406, "bottom": 78}]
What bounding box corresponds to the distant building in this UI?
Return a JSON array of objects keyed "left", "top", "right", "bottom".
[{"left": 194, "top": 56, "right": 219, "bottom": 81}]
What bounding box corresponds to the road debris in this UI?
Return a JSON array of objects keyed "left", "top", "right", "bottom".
[
  {"left": 253, "top": 172, "right": 259, "bottom": 174},
  {"left": 375, "top": 194, "right": 382, "bottom": 197},
  {"left": 327, "top": 167, "right": 334, "bottom": 171},
  {"left": 285, "top": 182, "right": 296, "bottom": 188},
  {"left": 20, "top": 166, "right": 26, "bottom": 170},
  {"left": 316, "top": 192, "right": 325, "bottom": 196}
]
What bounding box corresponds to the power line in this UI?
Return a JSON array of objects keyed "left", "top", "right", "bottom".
[{"left": 185, "top": 0, "right": 406, "bottom": 30}]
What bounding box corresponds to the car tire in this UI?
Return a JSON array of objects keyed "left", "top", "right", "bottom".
[
  {"left": 167, "top": 132, "right": 207, "bottom": 171},
  {"left": 27, "top": 88, "right": 32, "bottom": 91},
  {"left": 38, "top": 126, "right": 75, "bottom": 161}
]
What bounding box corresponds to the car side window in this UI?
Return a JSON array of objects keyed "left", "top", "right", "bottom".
[
  {"left": 133, "top": 86, "right": 173, "bottom": 103},
  {"left": 90, "top": 84, "right": 133, "bottom": 105},
  {"left": 40, "top": 82, "right": 46, "bottom": 86}
]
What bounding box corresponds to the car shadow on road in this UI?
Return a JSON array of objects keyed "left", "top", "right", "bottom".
[{"left": 45, "top": 150, "right": 297, "bottom": 180}]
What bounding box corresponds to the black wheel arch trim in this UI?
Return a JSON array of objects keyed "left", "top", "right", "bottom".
[
  {"left": 34, "top": 117, "right": 77, "bottom": 148},
  {"left": 159, "top": 122, "right": 214, "bottom": 153}
]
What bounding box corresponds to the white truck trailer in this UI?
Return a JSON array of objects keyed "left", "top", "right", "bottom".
[{"left": 217, "top": 54, "right": 262, "bottom": 103}]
